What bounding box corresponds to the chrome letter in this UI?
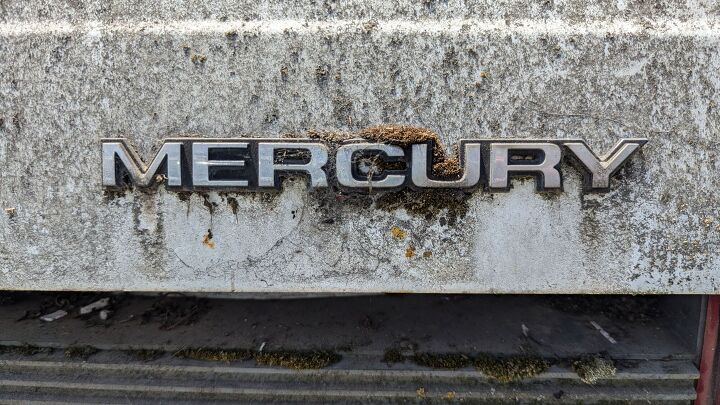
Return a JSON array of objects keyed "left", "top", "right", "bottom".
[
  {"left": 192, "top": 142, "right": 249, "bottom": 187},
  {"left": 411, "top": 143, "right": 482, "bottom": 188},
  {"left": 489, "top": 143, "right": 561, "bottom": 189},
  {"left": 257, "top": 142, "right": 328, "bottom": 188},
  {"left": 102, "top": 140, "right": 182, "bottom": 187},
  {"left": 336, "top": 143, "right": 405, "bottom": 188},
  {"left": 564, "top": 139, "right": 644, "bottom": 189}
]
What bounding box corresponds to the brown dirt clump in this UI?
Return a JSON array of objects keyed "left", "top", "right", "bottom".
[
  {"left": 359, "top": 125, "right": 462, "bottom": 178},
  {"left": 358, "top": 125, "right": 439, "bottom": 147},
  {"left": 307, "top": 125, "right": 463, "bottom": 178},
  {"left": 412, "top": 352, "right": 472, "bottom": 369},
  {"left": 475, "top": 354, "right": 549, "bottom": 383},
  {"left": 255, "top": 350, "right": 341, "bottom": 370},
  {"left": 431, "top": 158, "right": 462, "bottom": 177},
  {"left": 306, "top": 128, "right": 354, "bottom": 143}
]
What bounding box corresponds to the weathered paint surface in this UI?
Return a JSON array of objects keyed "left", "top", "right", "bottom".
[{"left": 0, "top": 1, "right": 719, "bottom": 293}]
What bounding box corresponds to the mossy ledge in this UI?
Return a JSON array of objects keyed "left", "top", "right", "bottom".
[
  {"left": 474, "top": 354, "right": 549, "bottom": 383},
  {"left": 386, "top": 349, "right": 549, "bottom": 383},
  {"left": 174, "top": 347, "right": 341, "bottom": 370}
]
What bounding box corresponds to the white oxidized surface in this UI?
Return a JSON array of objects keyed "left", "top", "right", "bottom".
[{"left": 0, "top": 1, "right": 719, "bottom": 293}]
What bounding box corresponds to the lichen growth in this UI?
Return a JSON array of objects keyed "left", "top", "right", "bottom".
[
  {"left": 412, "top": 352, "right": 471, "bottom": 369},
  {"left": 572, "top": 356, "right": 616, "bottom": 384},
  {"left": 474, "top": 354, "right": 548, "bottom": 383}
]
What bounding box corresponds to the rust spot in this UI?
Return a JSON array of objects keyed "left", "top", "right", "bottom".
[
  {"left": 390, "top": 226, "right": 406, "bottom": 239},
  {"left": 191, "top": 53, "right": 207, "bottom": 65},
  {"left": 423, "top": 251, "right": 432, "bottom": 258},
  {"left": 405, "top": 246, "right": 415, "bottom": 258},
  {"left": 202, "top": 229, "right": 215, "bottom": 249}
]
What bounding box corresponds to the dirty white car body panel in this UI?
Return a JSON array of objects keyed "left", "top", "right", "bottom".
[{"left": 0, "top": 1, "right": 718, "bottom": 293}]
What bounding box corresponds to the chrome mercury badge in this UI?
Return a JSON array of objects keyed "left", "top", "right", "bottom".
[{"left": 101, "top": 136, "right": 646, "bottom": 193}]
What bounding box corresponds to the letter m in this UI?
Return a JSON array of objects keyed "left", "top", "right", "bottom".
[{"left": 102, "top": 139, "right": 182, "bottom": 187}]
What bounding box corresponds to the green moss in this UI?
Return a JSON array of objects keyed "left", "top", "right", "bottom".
[
  {"left": 572, "top": 356, "right": 616, "bottom": 384},
  {"left": 172, "top": 347, "right": 341, "bottom": 370},
  {"left": 255, "top": 350, "right": 341, "bottom": 370},
  {"left": 0, "top": 344, "right": 51, "bottom": 356},
  {"left": 382, "top": 348, "right": 406, "bottom": 364},
  {"left": 174, "top": 348, "right": 253, "bottom": 362},
  {"left": 474, "top": 354, "right": 548, "bottom": 383},
  {"left": 64, "top": 345, "right": 99, "bottom": 360},
  {"left": 412, "top": 352, "right": 471, "bottom": 369}
]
